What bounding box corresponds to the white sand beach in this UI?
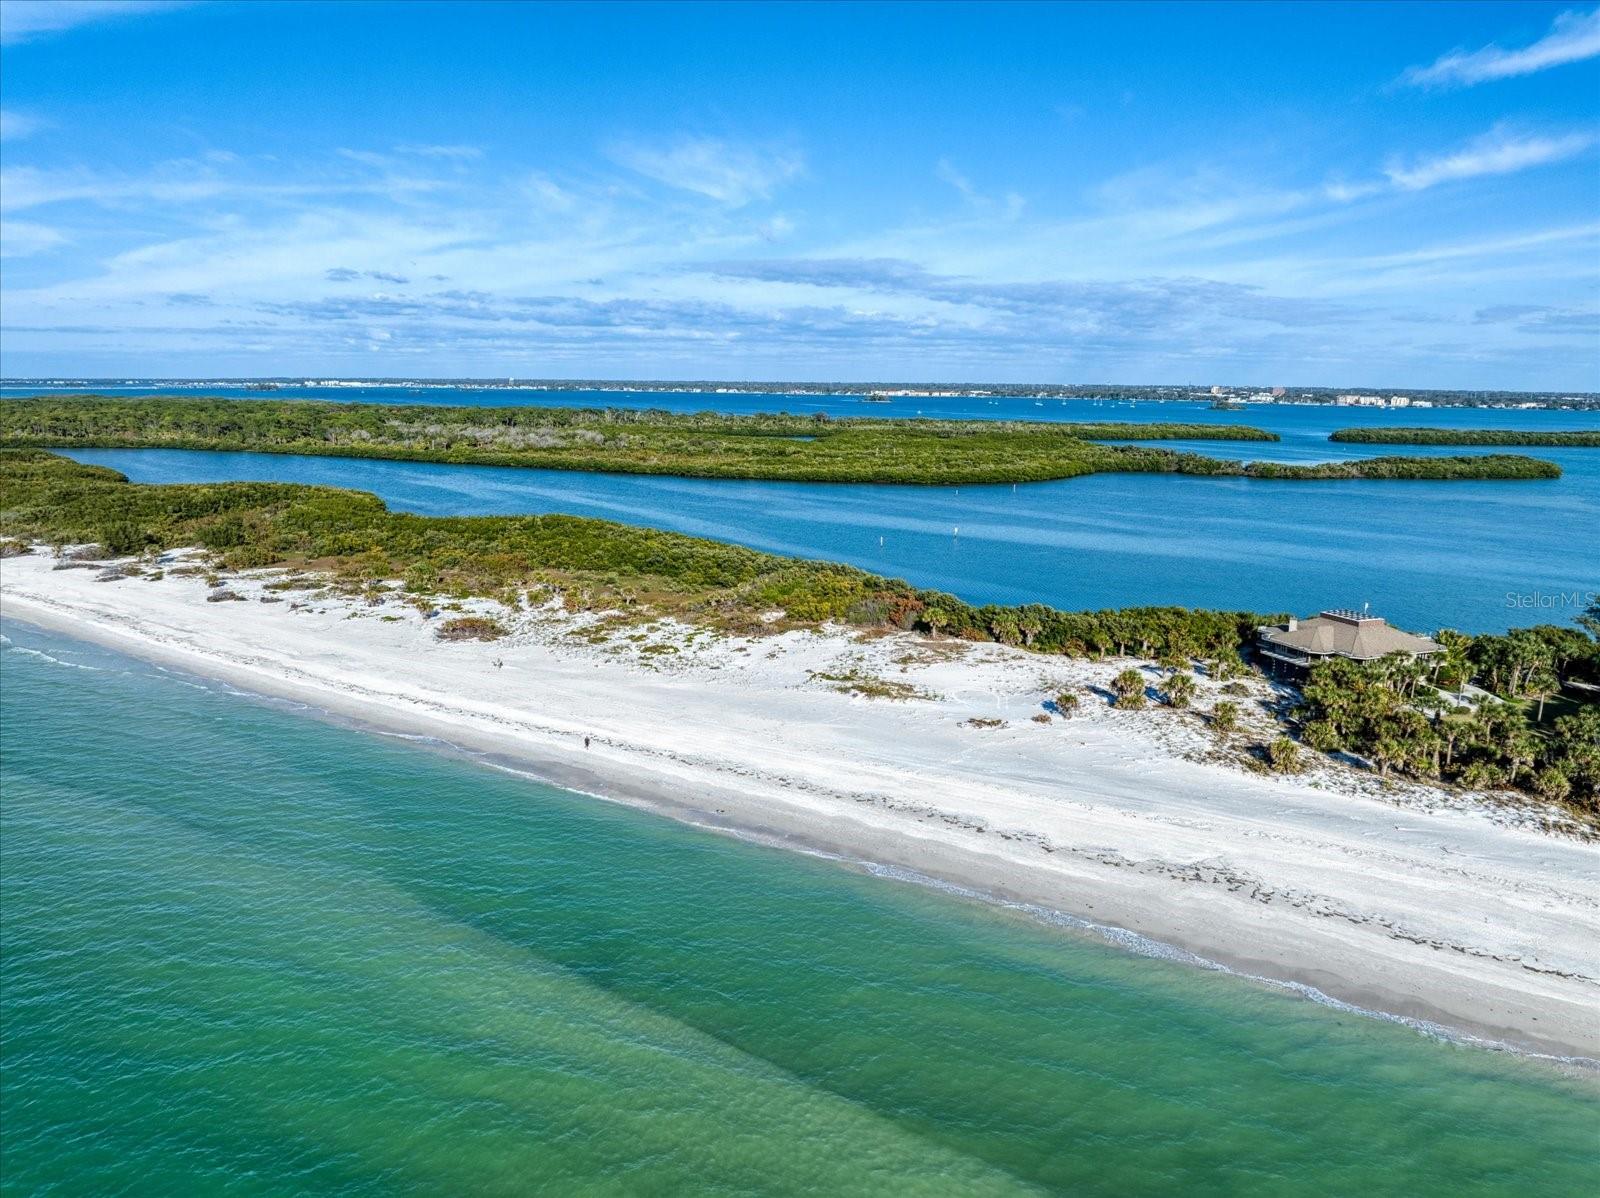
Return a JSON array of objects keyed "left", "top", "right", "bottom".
[{"left": 4, "top": 548, "right": 1597, "bottom": 1061}]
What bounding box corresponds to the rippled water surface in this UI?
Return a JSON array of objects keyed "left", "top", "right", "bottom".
[{"left": 2, "top": 622, "right": 1596, "bottom": 1195}]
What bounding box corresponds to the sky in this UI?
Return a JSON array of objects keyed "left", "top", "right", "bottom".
[{"left": 0, "top": 0, "right": 1596, "bottom": 389}]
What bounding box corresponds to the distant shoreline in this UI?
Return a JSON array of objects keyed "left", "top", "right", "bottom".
[{"left": 3, "top": 378, "right": 1598, "bottom": 411}]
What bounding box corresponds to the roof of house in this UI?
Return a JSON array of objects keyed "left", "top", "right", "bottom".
[{"left": 1258, "top": 610, "right": 1440, "bottom": 660}]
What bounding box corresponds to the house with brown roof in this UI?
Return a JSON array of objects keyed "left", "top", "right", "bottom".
[{"left": 1255, "top": 609, "right": 1441, "bottom": 680}]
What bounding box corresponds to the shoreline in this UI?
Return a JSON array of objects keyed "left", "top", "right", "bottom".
[{"left": 4, "top": 552, "right": 1598, "bottom": 1064}]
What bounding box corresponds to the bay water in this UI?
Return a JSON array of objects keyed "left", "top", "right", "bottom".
[{"left": 60, "top": 426, "right": 1597, "bottom": 634}]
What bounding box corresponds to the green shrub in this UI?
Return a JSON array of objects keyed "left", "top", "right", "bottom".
[
  {"left": 435, "top": 616, "right": 507, "bottom": 642},
  {"left": 1268, "top": 736, "right": 1305, "bottom": 774},
  {"left": 1210, "top": 700, "right": 1240, "bottom": 736}
]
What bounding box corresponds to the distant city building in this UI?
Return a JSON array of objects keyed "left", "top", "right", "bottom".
[
  {"left": 1334, "top": 394, "right": 1421, "bottom": 408},
  {"left": 1255, "top": 610, "right": 1441, "bottom": 680}
]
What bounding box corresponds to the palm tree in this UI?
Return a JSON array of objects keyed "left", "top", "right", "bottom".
[
  {"left": 1527, "top": 664, "right": 1560, "bottom": 722},
  {"left": 1210, "top": 700, "right": 1240, "bottom": 737},
  {"left": 1017, "top": 613, "right": 1044, "bottom": 648},
  {"left": 1165, "top": 672, "right": 1196, "bottom": 709},
  {"left": 1111, "top": 667, "right": 1147, "bottom": 709},
  {"left": 1501, "top": 726, "right": 1540, "bottom": 784},
  {"left": 988, "top": 611, "right": 1020, "bottom": 646}
]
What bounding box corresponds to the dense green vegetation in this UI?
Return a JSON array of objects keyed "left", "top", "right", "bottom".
[
  {"left": 6, "top": 448, "right": 1592, "bottom": 819},
  {"left": 1296, "top": 619, "right": 1600, "bottom": 817},
  {"left": 1330, "top": 427, "right": 1600, "bottom": 447},
  {"left": 0, "top": 449, "right": 1267, "bottom": 662},
  {"left": 1243, "top": 454, "right": 1559, "bottom": 480},
  {"left": 0, "top": 396, "right": 1562, "bottom": 483}
]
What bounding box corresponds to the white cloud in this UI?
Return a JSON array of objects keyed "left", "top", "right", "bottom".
[
  {"left": 607, "top": 137, "right": 804, "bottom": 206},
  {"left": 1, "top": 123, "right": 1592, "bottom": 386},
  {"left": 0, "top": 109, "right": 44, "bottom": 141},
  {"left": 1402, "top": 7, "right": 1600, "bottom": 87},
  {"left": 0, "top": 219, "right": 66, "bottom": 257},
  {"left": 1384, "top": 127, "right": 1596, "bottom": 191},
  {"left": 935, "top": 158, "right": 978, "bottom": 201},
  {"left": 396, "top": 144, "right": 483, "bottom": 160},
  {"left": 935, "top": 158, "right": 1026, "bottom": 218},
  {"left": 0, "top": 155, "right": 445, "bottom": 215},
  {"left": 523, "top": 172, "right": 576, "bottom": 211},
  {"left": 0, "top": 0, "right": 186, "bottom": 45}
]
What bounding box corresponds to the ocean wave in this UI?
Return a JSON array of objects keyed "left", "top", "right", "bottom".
[
  {"left": 838, "top": 857, "right": 1599, "bottom": 1069},
  {"left": 1, "top": 636, "right": 105, "bottom": 671}
]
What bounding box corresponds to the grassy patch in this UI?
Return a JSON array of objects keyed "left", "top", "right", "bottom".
[
  {"left": 808, "top": 669, "right": 936, "bottom": 701},
  {"left": 435, "top": 616, "right": 507, "bottom": 642}
]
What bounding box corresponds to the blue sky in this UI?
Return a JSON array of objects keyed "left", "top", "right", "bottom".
[{"left": 1, "top": 1, "right": 1596, "bottom": 388}]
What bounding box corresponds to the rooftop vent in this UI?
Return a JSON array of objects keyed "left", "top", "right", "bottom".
[{"left": 1320, "top": 608, "right": 1383, "bottom": 626}]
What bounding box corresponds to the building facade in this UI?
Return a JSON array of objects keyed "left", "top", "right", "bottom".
[{"left": 1255, "top": 609, "right": 1441, "bottom": 680}]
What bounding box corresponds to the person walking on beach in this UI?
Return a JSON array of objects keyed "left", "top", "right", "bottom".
[{"left": 584, "top": 736, "right": 591, "bottom": 749}]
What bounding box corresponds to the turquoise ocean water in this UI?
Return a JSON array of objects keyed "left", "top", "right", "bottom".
[{"left": 2, "top": 621, "right": 1596, "bottom": 1195}]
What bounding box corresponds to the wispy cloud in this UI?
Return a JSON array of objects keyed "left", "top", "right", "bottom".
[
  {"left": 2, "top": 119, "right": 1593, "bottom": 385},
  {"left": 0, "top": 219, "right": 65, "bottom": 258},
  {"left": 1402, "top": 6, "right": 1600, "bottom": 87},
  {"left": 935, "top": 158, "right": 979, "bottom": 202},
  {"left": 1474, "top": 303, "right": 1600, "bottom": 334},
  {"left": 522, "top": 172, "right": 577, "bottom": 212},
  {"left": 0, "top": 153, "right": 446, "bottom": 215},
  {"left": 0, "top": 0, "right": 186, "bottom": 45},
  {"left": 326, "top": 268, "right": 411, "bottom": 285},
  {"left": 696, "top": 257, "right": 1350, "bottom": 329},
  {"left": 0, "top": 110, "right": 44, "bottom": 141},
  {"left": 1383, "top": 126, "right": 1596, "bottom": 190},
  {"left": 607, "top": 137, "right": 804, "bottom": 206},
  {"left": 935, "top": 158, "right": 1026, "bottom": 217},
  {"left": 395, "top": 144, "right": 483, "bottom": 160}
]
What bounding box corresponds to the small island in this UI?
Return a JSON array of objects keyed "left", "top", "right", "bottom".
[
  {"left": 0, "top": 396, "right": 1565, "bottom": 484},
  {"left": 1330, "top": 427, "right": 1600, "bottom": 447}
]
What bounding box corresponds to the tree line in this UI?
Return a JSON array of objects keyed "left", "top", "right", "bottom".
[
  {"left": 1296, "top": 618, "right": 1600, "bottom": 813},
  {"left": 1330, "top": 428, "right": 1600, "bottom": 447},
  {"left": 0, "top": 396, "right": 1562, "bottom": 485}
]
